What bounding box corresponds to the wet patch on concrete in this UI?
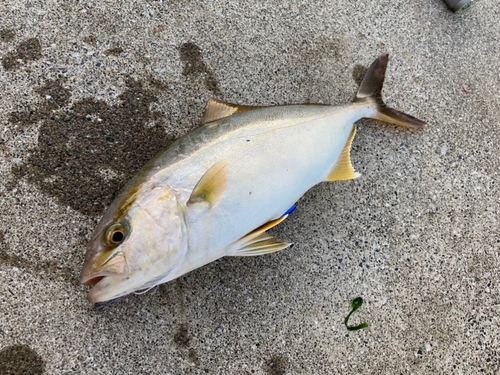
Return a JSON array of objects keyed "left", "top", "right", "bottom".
[
  {"left": 0, "top": 345, "right": 45, "bottom": 375},
  {"left": 292, "top": 35, "right": 347, "bottom": 62},
  {"left": 188, "top": 348, "right": 199, "bottom": 365},
  {"left": 2, "top": 38, "right": 42, "bottom": 70},
  {"left": 0, "top": 230, "right": 80, "bottom": 285},
  {"left": 0, "top": 245, "right": 80, "bottom": 286},
  {"left": 9, "top": 78, "right": 173, "bottom": 217},
  {"left": 104, "top": 47, "right": 124, "bottom": 56},
  {"left": 83, "top": 35, "right": 96, "bottom": 45},
  {"left": 264, "top": 355, "right": 288, "bottom": 375},
  {"left": 0, "top": 29, "right": 15, "bottom": 42},
  {"left": 173, "top": 323, "right": 200, "bottom": 367},
  {"left": 3, "top": 53, "right": 19, "bottom": 71},
  {"left": 173, "top": 325, "right": 190, "bottom": 348},
  {"left": 153, "top": 24, "right": 167, "bottom": 34},
  {"left": 179, "top": 42, "right": 220, "bottom": 96},
  {"left": 17, "top": 38, "right": 42, "bottom": 61},
  {"left": 35, "top": 78, "right": 72, "bottom": 110},
  {"left": 286, "top": 35, "right": 350, "bottom": 103}
]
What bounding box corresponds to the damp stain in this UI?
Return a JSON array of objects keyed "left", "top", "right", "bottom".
[
  {"left": 7, "top": 78, "right": 71, "bottom": 125},
  {"left": 17, "top": 38, "right": 42, "bottom": 60},
  {"left": 2, "top": 38, "right": 42, "bottom": 70},
  {"left": 173, "top": 323, "right": 200, "bottom": 366},
  {"left": 188, "top": 348, "right": 199, "bottom": 365},
  {"left": 104, "top": 47, "right": 124, "bottom": 56},
  {"left": 0, "top": 345, "right": 45, "bottom": 375},
  {"left": 83, "top": 35, "right": 96, "bottom": 45},
  {"left": 0, "top": 29, "right": 15, "bottom": 42},
  {"left": 292, "top": 35, "right": 347, "bottom": 62},
  {"left": 173, "top": 325, "right": 190, "bottom": 348},
  {"left": 0, "top": 232, "right": 5, "bottom": 248},
  {"left": 37, "top": 78, "right": 72, "bottom": 108},
  {"left": 0, "top": 247, "right": 80, "bottom": 286},
  {"left": 264, "top": 355, "right": 288, "bottom": 375},
  {"left": 352, "top": 64, "right": 368, "bottom": 86},
  {"left": 153, "top": 24, "right": 166, "bottom": 33},
  {"left": 0, "top": 230, "right": 80, "bottom": 285},
  {"left": 9, "top": 78, "right": 173, "bottom": 217},
  {"left": 287, "top": 35, "right": 350, "bottom": 103},
  {"left": 175, "top": 278, "right": 187, "bottom": 321},
  {"left": 178, "top": 42, "right": 220, "bottom": 96}
]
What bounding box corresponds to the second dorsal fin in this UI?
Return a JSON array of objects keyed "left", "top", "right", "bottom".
[{"left": 202, "top": 98, "right": 264, "bottom": 124}]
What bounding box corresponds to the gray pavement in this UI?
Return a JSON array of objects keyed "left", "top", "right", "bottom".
[{"left": 0, "top": 0, "right": 499, "bottom": 374}]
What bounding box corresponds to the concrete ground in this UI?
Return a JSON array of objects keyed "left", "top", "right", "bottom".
[{"left": 0, "top": 0, "right": 499, "bottom": 374}]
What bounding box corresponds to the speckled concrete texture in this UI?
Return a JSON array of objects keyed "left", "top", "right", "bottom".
[{"left": 0, "top": 0, "right": 499, "bottom": 374}]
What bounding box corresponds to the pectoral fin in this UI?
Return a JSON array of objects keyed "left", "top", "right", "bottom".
[
  {"left": 202, "top": 98, "right": 265, "bottom": 124},
  {"left": 187, "top": 160, "right": 229, "bottom": 207},
  {"left": 231, "top": 216, "right": 292, "bottom": 256},
  {"left": 326, "top": 126, "right": 361, "bottom": 181}
]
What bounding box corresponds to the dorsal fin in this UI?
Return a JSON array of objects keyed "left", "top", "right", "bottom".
[
  {"left": 187, "top": 160, "right": 229, "bottom": 207},
  {"left": 202, "top": 98, "right": 264, "bottom": 124},
  {"left": 326, "top": 126, "right": 361, "bottom": 181}
]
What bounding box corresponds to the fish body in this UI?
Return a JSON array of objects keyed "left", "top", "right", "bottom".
[{"left": 81, "top": 55, "right": 426, "bottom": 303}]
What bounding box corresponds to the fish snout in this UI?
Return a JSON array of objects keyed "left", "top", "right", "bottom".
[{"left": 80, "top": 240, "right": 129, "bottom": 285}]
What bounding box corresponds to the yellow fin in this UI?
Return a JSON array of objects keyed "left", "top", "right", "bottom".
[
  {"left": 202, "top": 98, "right": 264, "bottom": 124},
  {"left": 326, "top": 126, "right": 361, "bottom": 181},
  {"left": 236, "top": 234, "right": 291, "bottom": 256},
  {"left": 231, "top": 216, "right": 291, "bottom": 256},
  {"left": 187, "top": 160, "right": 228, "bottom": 207}
]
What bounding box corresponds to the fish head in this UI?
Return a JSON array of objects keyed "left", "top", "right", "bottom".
[{"left": 80, "top": 185, "right": 188, "bottom": 303}]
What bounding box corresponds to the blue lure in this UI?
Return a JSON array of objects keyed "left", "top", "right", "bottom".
[{"left": 281, "top": 205, "right": 296, "bottom": 217}]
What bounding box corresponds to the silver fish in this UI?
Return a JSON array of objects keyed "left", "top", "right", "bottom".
[{"left": 80, "top": 55, "right": 426, "bottom": 303}]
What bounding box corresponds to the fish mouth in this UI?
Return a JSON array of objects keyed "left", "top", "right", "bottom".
[
  {"left": 80, "top": 252, "right": 130, "bottom": 302},
  {"left": 81, "top": 270, "right": 120, "bottom": 286},
  {"left": 83, "top": 272, "right": 128, "bottom": 303}
]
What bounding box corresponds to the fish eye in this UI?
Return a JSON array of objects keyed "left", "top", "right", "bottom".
[
  {"left": 112, "top": 231, "right": 124, "bottom": 243},
  {"left": 105, "top": 223, "right": 127, "bottom": 246}
]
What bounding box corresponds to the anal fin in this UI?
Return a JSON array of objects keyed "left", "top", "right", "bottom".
[
  {"left": 326, "top": 125, "right": 361, "bottom": 181},
  {"left": 231, "top": 216, "right": 291, "bottom": 256}
]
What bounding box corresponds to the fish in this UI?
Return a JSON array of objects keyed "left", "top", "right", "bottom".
[{"left": 80, "top": 54, "right": 426, "bottom": 303}]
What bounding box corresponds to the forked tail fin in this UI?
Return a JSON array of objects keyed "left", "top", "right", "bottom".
[{"left": 354, "top": 54, "right": 427, "bottom": 129}]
